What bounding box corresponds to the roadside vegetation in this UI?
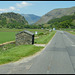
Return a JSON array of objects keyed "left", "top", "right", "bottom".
[
  {"left": 35, "top": 31, "right": 56, "bottom": 44},
  {"left": 67, "top": 31, "right": 75, "bottom": 35},
  {"left": 64, "top": 29, "right": 75, "bottom": 35},
  {"left": 0, "top": 45, "right": 43, "bottom": 65},
  {"left": 0, "top": 28, "right": 56, "bottom": 65}
]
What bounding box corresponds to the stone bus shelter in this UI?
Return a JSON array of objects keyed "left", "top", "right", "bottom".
[{"left": 16, "top": 30, "right": 34, "bottom": 45}]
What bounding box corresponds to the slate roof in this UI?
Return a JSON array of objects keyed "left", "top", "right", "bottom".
[{"left": 16, "top": 30, "right": 34, "bottom": 35}]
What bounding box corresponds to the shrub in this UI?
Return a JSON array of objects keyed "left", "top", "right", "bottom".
[{"left": 38, "top": 32, "right": 44, "bottom": 36}]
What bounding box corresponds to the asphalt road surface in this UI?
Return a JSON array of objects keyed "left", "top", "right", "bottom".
[{"left": 0, "top": 30, "right": 75, "bottom": 74}]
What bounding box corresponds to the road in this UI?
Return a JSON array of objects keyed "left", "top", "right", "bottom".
[{"left": 0, "top": 30, "right": 75, "bottom": 74}]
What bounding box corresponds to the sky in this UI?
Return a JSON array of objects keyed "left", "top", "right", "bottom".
[{"left": 0, "top": 1, "right": 75, "bottom": 16}]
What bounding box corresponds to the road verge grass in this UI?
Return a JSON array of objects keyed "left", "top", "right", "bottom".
[
  {"left": 35, "top": 31, "right": 56, "bottom": 44},
  {"left": 66, "top": 31, "right": 75, "bottom": 35},
  {"left": 0, "top": 45, "right": 43, "bottom": 65}
]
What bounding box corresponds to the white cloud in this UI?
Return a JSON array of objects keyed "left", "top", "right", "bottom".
[
  {"left": 9, "top": 6, "right": 15, "bottom": 10},
  {"left": 16, "top": 1, "right": 32, "bottom": 8},
  {"left": 0, "top": 1, "right": 32, "bottom": 12},
  {"left": 0, "top": 6, "right": 20, "bottom": 12},
  {"left": 0, "top": 8, "right": 8, "bottom": 12},
  {"left": 9, "top": 6, "right": 20, "bottom": 11}
]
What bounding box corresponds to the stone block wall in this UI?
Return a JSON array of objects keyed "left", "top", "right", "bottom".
[{"left": 16, "top": 32, "right": 33, "bottom": 45}]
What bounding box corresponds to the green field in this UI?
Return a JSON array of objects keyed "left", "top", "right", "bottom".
[
  {"left": 0, "top": 28, "right": 49, "bottom": 44},
  {"left": 0, "top": 32, "right": 17, "bottom": 44},
  {"left": 0, "top": 28, "right": 48, "bottom": 32}
]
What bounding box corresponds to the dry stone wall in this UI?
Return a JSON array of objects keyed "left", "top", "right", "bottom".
[{"left": 16, "top": 32, "right": 33, "bottom": 45}]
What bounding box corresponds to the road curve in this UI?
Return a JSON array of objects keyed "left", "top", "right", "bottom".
[{"left": 0, "top": 30, "right": 75, "bottom": 74}]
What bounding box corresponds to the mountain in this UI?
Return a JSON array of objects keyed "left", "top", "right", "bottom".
[
  {"left": 35, "top": 6, "right": 75, "bottom": 24},
  {"left": 47, "top": 14, "right": 75, "bottom": 29},
  {"left": 0, "top": 12, "right": 28, "bottom": 28},
  {"left": 21, "top": 14, "right": 41, "bottom": 24}
]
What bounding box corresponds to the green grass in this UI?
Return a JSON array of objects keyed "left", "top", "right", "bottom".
[
  {"left": 61, "top": 28, "right": 75, "bottom": 35},
  {"left": 66, "top": 31, "right": 75, "bottom": 35},
  {"left": 0, "top": 28, "right": 49, "bottom": 44},
  {"left": 35, "top": 31, "right": 56, "bottom": 44},
  {"left": 0, "top": 44, "right": 16, "bottom": 51},
  {"left": 0, "top": 28, "right": 25, "bottom": 32},
  {"left": 0, "top": 28, "right": 48, "bottom": 32},
  {"left": 0, "top": 45, "right": 43, "bottom": 65},
  {"left": 62, "top": 28, "right": 75, "bottom": 35},
  {"left": 62, "top": 28, "right": 75, "bottom": 31},
  {"left": 0, "top": 32, "right": 17, "bottom": 44}
]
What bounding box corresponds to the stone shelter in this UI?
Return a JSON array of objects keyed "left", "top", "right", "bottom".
[{"left": 16, "top": 30, "right": 34, "bottom": 45}]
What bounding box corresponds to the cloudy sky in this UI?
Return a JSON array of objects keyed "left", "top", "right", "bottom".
[{"left": 0, "top": 1, "right": 75, "bottom": 16}]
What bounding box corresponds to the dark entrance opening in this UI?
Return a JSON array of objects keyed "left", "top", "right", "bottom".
[{"left": 32, "top": 35, "right": 34, "bottom": 44}]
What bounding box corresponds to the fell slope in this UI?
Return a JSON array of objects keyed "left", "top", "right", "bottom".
[
  {"left": 0, "top": 12, "right": 28, "bottom": 28},
  {"left": 35, "top": 6, "right": 75, "bottom": 24}
]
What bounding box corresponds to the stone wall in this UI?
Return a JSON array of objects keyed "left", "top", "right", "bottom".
[
  {"left": 16, "top": 32, "right": 32, "bottom": 45},
  {"left": 0, "top": 41, "right": 15, "bottom": 47}
]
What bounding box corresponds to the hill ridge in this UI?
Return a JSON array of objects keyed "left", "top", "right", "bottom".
[{"left": 35, "top": 6, "right": 75, "bottom": 24}]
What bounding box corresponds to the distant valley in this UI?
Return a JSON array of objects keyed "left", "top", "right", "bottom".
[{"left": 21, "top": 14, "right": 41, "bottom": 24}]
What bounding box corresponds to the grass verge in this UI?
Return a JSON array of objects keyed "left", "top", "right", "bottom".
[
  {"left": 0, "top": 45, "right": 43, "bottom": 65},
  {"left": 35, "top": 31, "right": 56, "bottom": 44},
  {"left": 66, "top": 31, "right": 75, "bottom": 35}
]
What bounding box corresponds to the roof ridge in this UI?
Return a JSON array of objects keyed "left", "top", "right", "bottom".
[{"left": 16, "top": 30, "right": 34, "bottom": 35}]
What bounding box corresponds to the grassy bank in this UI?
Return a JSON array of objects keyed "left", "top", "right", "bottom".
[
  {"left": 35, "top": 31, "right": 56, "bottom": 44},
  {"left": 0, "top": 45, "right": 43, "bottom": 65},
  {"left": 62, "top": 28, "right": 75, "bottom": 35},
  {"left": 66, "top": 31, "right": 75, "bottom": 35}
]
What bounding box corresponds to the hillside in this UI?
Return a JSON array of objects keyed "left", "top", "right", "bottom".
[
  {"left": 35, "top": 6, "right": 75, "bottom": 24},
  {"left": 71, "top": 20, "right": 75, "bottom": 26},
  {"left": 21, "top": 14, "right": 41, "bottom": 24},
  {"left": 0, "top": 12, "right": 28, "bottom": 29},
  {"left": 47, "top": 14, "right": 75, "bottom": 29}
]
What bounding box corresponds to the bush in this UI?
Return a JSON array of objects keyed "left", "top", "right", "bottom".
[{"left": 38, "top": 32, "right": 44, "bottom": 36}]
